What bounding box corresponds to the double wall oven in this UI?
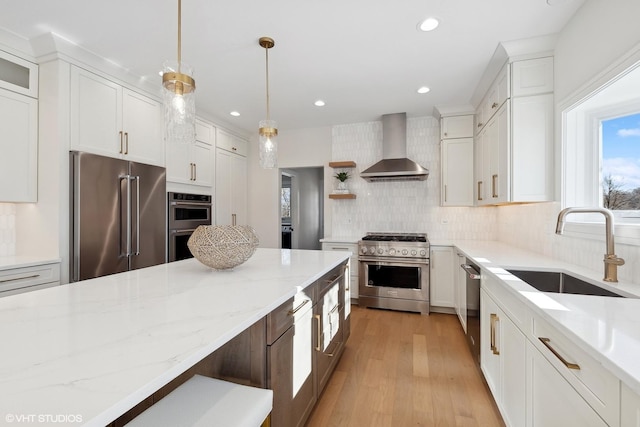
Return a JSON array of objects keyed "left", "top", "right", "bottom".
[
  {"left": 358, "top": 232, "right": 430, "bottom": 315},
  {"left": 168, "top": 192, "right": 212, "bottom": 262}
]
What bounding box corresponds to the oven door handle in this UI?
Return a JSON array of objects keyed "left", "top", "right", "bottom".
[
  {"left": 170, "top": 201, "right": 213, "bottom": 207},
  {"left": 170, "top": 228, "right": 198, "bottom": 234},
  {"left": 461, "top": 264, "right": 481, "bottom": 279}
]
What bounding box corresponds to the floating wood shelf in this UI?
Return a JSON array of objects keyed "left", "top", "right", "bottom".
[
  {"left": 328, "top": 161, "right": 356, "bottom": 168},
  {"left": 329, "top": 193, "right": 356, "bottom": 199}
]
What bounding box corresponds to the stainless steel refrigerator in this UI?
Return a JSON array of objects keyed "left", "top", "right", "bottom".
[{"left": 70, "top": 151, "right": 167, "bottom": 282}]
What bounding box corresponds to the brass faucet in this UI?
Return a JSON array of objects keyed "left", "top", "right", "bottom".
[{"left": 555, "top": 207, "right": 625, "bottom": 282}]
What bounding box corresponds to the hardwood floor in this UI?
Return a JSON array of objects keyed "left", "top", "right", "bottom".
[{"left": 305, "top": 305, "right": 505, "bottom": 427}]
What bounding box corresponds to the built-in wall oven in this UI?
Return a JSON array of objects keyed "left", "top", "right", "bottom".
[
  {"left": 358, "top": 232, "right": 430, "bottom": 315},
  {"left": 167, "top": 192, "right": 212, "bottom": 262}
]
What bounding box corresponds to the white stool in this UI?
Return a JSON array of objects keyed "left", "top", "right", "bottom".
[{"left": 128, "top": 375, "right": 273, "bottom": 427}]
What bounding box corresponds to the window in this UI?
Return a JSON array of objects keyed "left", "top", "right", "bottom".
[{"left": 281, "top": 187, "right": 291, "bottom": 219}]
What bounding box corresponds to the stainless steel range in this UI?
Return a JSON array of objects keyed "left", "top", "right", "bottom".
[{"left": 358, "top": 232, "right": 430, "bottom": 314}]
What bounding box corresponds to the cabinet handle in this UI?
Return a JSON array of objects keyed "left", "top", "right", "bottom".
[
  {"left": 477, "top": 122, "right": 483, "bottom": 128},
  {"left": 124, "top": 132, "right": 129, "bottom": 155},
  {"left": 490, "top": 313, "right": 500, "bottom": 355},
  {"left": 193, "top": 163, "right": 197, "bottom": 181},
  {"left": 232, "top": 213, "right": 237, "bottom": 226},
  {"left": 314, "top": 314, "right": 322, "bottom": 351},
  {"left": 492, "top": 174, "right": 498, "bottom": 198},
  {"left": 119, "top": 131, "right": 124, "bottom": 153},
  {"left": 0, "top": 274, "right": 40, "bottom": 284},
  {"left": 288, "top": 299, "right": 310, "bottom": 316},
  {"left": 232, "top": 146, "right": 237, "bottom": 151},
  {"left": 443, "top": 132, "right": 448, "bottom": 137},
  {"left": 444, "top": 184, "right": 447, "bottom": 203},
  {"left": 491, "top": 102, "right": 498, "bottom": 109},
  {"left": 190, "top": 163, "right": 195, "bottom": 181},
  {"left": 538, "top": 337, "right": 580, "bottom": 370},
  {"left": 330, "top": 247, "right": 349, "bottom": 251},
  {"left": 477, "top": 181, "right": 483, "bottom": 201}
]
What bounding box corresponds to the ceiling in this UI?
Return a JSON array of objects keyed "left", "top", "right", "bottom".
[{"left": 0, "top": 0, "right": 585, "bottom": 135}]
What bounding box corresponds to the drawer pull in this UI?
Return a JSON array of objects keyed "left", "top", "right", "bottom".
[
  {"left": 314, "top": 314, "right": 322, "bottom": 351},
  {"left": 330, "top": 247, "right": 349, "bottom": 251},
  {"left": 287, "top": 299, "right": 310, "bottom": 316},
  {"left": 490, "top": 313, "right": 500, "bottom": 355},
  {"left": 539, "top": 337, "right": 581, "bottom": 370},
  {"left": 0, "top": 274, "right": 40, "bottom": 284}
]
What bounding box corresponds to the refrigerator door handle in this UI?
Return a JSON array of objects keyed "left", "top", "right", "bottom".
[
  {"left": 122, "top": 174, "right": 133, "bottom": 257},
  {"left": 133, "top": 175, "right": 141, "bottom": 256}
]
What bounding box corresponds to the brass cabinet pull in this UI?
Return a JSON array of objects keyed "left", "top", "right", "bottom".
[
  {"left": 538, "top": 337, "right": 581, "bottom": 370},
  {"left": 314, "top": 314, "right": 322, "bottom": 351},
  {"left": 492, "top": 102, "right": 498, "bottom": 109},
  {"left": 232, "top": 213, "right": 237, "bottom": 226},
  {"left": 193, "top": 163, "right": 197, "bottom": 181},
  {"left": 477, "top": 122, "right": 483, "bottom": 128},
  {"left": 288, "top": 299, "right": 310, "bottom": 316},
  {"left": 492, "top": 174, "right": 498, "bottom": 198},
  {"left": 444, "top": 184, "right": 447, "bottom": 202},
  {"left": 0, "top": 274, "right": 39, "bottom": 284},
  {"left": 119, "top": 131, "right": 124, "bottom": 153},
  {"left": 490, "top": 313, "right": 500, "bottom": 355},
  {"left": 124, "top": 132, "right": 129, "bottom": 154},
  {"left": 477, "top": 181, "right": 483, "bottom": 201}
]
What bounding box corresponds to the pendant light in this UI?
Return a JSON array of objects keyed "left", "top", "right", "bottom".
[
  {"left": 258, "top": 36, "right": 278, "bottom": 169},
  {"left": 162, "top": 0, "right": 196, "bottom": 145}
]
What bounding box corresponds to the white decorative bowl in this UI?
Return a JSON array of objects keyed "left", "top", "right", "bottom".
[{"left": 187, "top": 225, "right": 259, "bottom": 270}]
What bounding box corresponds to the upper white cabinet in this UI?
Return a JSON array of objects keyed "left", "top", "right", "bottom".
[
  {"left": 0, "top": 89, "right": 38, "bottom": 202},
  {"left": 215, "top": 129, "right": 248, "bottom": 226},
  {"left": 0, "top": 50, "right": 38, "bottom": 98},
  {"left": 474, "top": 56, "right": 553, "bottom": 205},
  {"left": 166, "top": 119, "right": 214, "bottom": 187},
  {"left": 70, "top": 66, "right": 164, "bottom": 166},
  {"left": 440, "top": 114, "right": 474, "bottom": 207}
]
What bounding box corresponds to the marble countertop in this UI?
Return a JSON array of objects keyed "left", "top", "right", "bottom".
[
  {"left": 0, "top": 256, "right": 61, "bottom": 271},
  {"left": 453, "top": 240, "right": 640, "bottom": 395},
  {"left": 0, "top": 248, "right": 350, "bottom": 426}
]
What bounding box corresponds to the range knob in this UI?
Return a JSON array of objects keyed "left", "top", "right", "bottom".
[
  {"left": 420, "top": 250, "right": 427, "bottom": 257},
  {"left": 402, "top": 249, "right": 408, "bottom": 255},
  {"left": 361, "top": 246, "right": 368, "bottom": 254},
  {"left": 369, "top": 247, "right": 376, "bottom": 255},
  {"left": 389, "top": 248, "right": 396, "bottom": 256},
  {"left": 377, "top": 248, "right": 384, "bottom": 255},
  {"left": 411, "top": 250, "right": 417, "bottom": 256}
]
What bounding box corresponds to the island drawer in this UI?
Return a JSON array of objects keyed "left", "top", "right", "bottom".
[{"left": 267, "top": 287, "right": 314, "bottom": 345}]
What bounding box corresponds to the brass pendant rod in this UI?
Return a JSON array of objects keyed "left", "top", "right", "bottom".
[
  {"left": 265, "top": 46, "right": 270, "bottom": 121},
  {"left": 177, "top": 0, "right": 182, "bottom": 72}
]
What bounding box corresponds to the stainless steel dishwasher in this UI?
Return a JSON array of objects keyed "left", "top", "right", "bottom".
[{"left": 461, "top": 260, "right": 481, "bottom": 365}]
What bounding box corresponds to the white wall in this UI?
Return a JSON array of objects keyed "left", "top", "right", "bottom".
[{"left": 247, "top": 126, "right": 332, "bottom": 248}]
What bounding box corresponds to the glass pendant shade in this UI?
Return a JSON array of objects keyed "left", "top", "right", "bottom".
[
  {"left": 259, "top": 119, "right": 278, "bottom": 169},
  {"left": 162, "top": 60, "right": 196, "bottom": 144}
]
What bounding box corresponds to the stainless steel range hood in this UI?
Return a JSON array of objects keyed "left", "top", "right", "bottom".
[{"left": 360, "top": 113, "right": 429, "bottom": 182}]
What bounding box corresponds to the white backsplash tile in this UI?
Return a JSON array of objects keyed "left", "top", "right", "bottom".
[
  {"left": 331, "top": 117, "right": 498, "bottom": 240},
  {"left": 0, "top": 203, "right": 16, "bottom": 256}
]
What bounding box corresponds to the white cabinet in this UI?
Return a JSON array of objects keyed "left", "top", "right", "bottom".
[
  {"left": 0, "top": 262, "right": 60, "bottom": 297},
  {"left": 480, "top": 285, "right": 526, "bottom": 427},
  {"left": 474, "top": 56, "right": 553, "bottom": 205},
  {"left": 454, "top": 250, "right": 467, "bottom": 332},
  {"left": 70, "top": 66, "right": 163, "bottom": 166},
  {"left": 441, "top": 115, "right": 473, "bottom": 139},
  {"left": 166, "top": 120, "right": 214, "bottom": 187},
  {"left": 441, "top": 138, "right": 474, "bottom": 206},
  {"left": 429, "top": 246, "right": 455, "bottom": 310},
  {"left": 0, "top": 89, "right": 38, "bottom": 202},
  {"left": 215, "top": 130, "right": 247, "bottom": 225},
  {"left": 0, "top": 49, "right": 38, "bottom": 97},
  {"left": 321, "top": 241, "right": 358, "bottom": 300},
  {"left": 527, "top": 341, "right": 607, "bottom": 427},
  {"left": 622, "top": 383, "right": 640, "bottom": 427}
]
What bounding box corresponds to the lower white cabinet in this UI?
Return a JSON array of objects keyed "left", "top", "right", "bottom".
[
  {"left": 527, "top": 340, "right": 607, "bottom": 427},
  {"left": 480, "top": 288, "right": 526, "bottom": 427},
  {"left": 0, "top": 89, "right": 38, "bottom": 202},
  {"left": 0, "top": 262, "right": 60, "bottom": 297},
  {"left": 622, "top": 382, "right": 640, "bottom": 427},
  {"left": 430, "top": 246, "right": 455, "bottom": 310}
]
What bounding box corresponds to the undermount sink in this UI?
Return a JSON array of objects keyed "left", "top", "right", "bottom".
[{"left": 507, "top": 269, "right": 625, "bottom": 298}]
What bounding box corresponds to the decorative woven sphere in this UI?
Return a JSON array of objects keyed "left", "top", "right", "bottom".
[{"left": 187, "top": 225, "right": 259, "bottom": 270}]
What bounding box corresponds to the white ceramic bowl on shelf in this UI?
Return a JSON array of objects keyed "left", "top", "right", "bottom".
[{"left": 187, "top": 225, "right": 259, "bottom": 270}]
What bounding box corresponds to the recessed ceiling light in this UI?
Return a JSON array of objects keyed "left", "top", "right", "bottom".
[
  {"left": 418, "top": 17, "right": 439, "bottom": 32},
  {"left": 230, "top": 111, "right": 240, "bottom": 117},
  {"left": 314, "top": 100, "right": 326, "bottom": 107},
  {"left": 417, "top": 86, "right": 431, "bottom": 94}
]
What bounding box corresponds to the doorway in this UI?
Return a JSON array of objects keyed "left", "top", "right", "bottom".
[{"left": 280, "top": 167, "right": 324, "bottom": 250}]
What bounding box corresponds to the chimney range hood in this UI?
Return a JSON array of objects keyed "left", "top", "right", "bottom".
[{"left": 360, "top": 113, "right": 429, "bottom": 182}]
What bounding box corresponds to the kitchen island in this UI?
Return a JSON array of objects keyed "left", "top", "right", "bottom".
[{"left": 0, "top": 248, "right": 350, "bottom": 426}]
